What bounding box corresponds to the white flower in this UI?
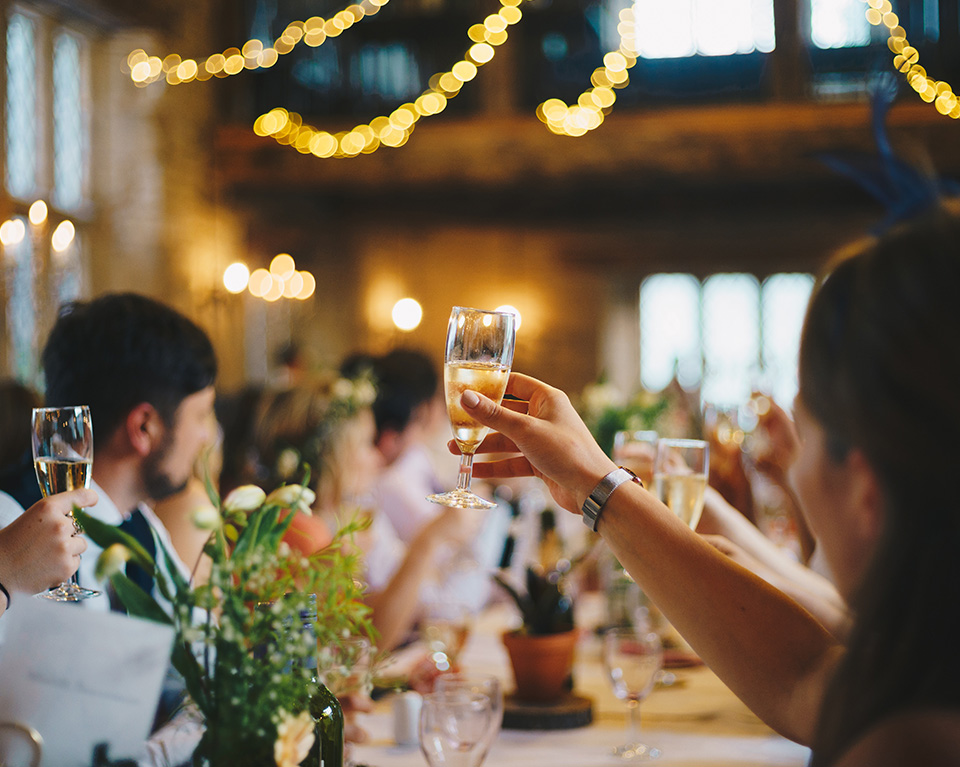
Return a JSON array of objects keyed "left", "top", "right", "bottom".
[
  {"left": 266, "top": 485, "right": 316, "bottom": 515},
  {"left": 354, "top": 379, "right": 376, "bottom": 406},
  {"left": 191, "top": 503, "right": 222, "bottom": 531},
  {"left": 332, "top": 378, "right": 354, "bottom": 401},
  {"left": 274, "top": 709, "right": 315, "bottom": 767},
  {"left": 276, "top": 448, "right": 300, "bottom": 480},
  {"left": 223, "top": 485, "right": 267, "bottom": 514},
  {"left": 95, "top": 543, "right": 131, "bottom": 580}
]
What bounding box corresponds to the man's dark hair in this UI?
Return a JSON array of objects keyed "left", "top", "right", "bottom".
[
  {"left": 370, "top": 349, "right": 438, "bottom": 435},
  {"left": 43, "top": 293, "right": 217, "bottom": 440}
]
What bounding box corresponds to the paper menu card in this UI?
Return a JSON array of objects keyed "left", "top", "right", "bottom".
[{"left": 0, "top": 597, "right": 174, "bottom": 766}]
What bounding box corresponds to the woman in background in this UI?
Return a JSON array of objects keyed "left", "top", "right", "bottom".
[
  {"left": 460, "top": 207, "right": 960, "bottom": 765},
  {"left": 254, "top": 375, "right": 472, "bottom": 652}
]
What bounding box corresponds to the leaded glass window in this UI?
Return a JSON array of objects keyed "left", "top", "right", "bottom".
[
  {"left": 639, "top": 274, "right": 702, "bottom": 391},
  {"left": 633, "top": 0, "right": 776, "bottom": 59},
  {"left": 640, "top": 272, "right": 813, "bottom": 408},
  {"left": 761, "top": 274, "right": 814, "bottom": 405},
  {"left": 701, "top": 274, "right": 760, "bottom": 406},
  {"left": 5, "top": 216, "right": 37, "bottom": 382},
  {"left": 6, "top": 13, "right": 37, "bottom": 200},
  {"left": 810, "top": 0, "right": 872, "bottom": 49},
  {"left": 53, "top": 31, "right": 86, "bottom": 210}
]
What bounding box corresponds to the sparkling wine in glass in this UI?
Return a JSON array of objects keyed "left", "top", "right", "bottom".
[
  {"left": 603, "top": 627, "right": 663, "bottom": 760},
  {"left": 428, "top": 307, "right": 516, "bottom": 510},
  {"left": 420, "top": 691, "right": 494, "bottom": 767},
  {"left": 653, "top": 438, "right": 709, "bottom": 530},
  {"left": 31, "top": 405, "right": 99, "bottom": 601}
]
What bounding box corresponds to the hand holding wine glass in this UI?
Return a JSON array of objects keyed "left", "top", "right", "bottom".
[
  {"left": 602, "top": 627, "right": 664, "bottom": 760},
  {"left": 428, "top": 307, "right": 516, "bottom": 510},
  {"left": 653, "top": 439, "right": 709, "bottom": 531},
  {"left": 31, "top": 405, "right": 99, "bottom": 601}
]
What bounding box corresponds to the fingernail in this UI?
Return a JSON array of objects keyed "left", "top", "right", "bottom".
[{"left": 462, "top": 390, "right": 480, "bottom": 408}]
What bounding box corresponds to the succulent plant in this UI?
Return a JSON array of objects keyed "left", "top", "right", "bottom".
[{"left": 494, "top": 565, "right": 575, "bottom": 636}]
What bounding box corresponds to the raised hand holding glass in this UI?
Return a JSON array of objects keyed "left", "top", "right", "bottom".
[{"left": 428, "top": 307, "right": 516, "bottom": 510}]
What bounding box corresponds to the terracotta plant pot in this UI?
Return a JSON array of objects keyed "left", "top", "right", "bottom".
[{"left": 501, "top": 629, "right": 578, "bottom": 703}]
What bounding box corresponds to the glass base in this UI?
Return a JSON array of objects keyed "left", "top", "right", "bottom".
[
  {"left": 426, "top": 489, "right": 497, "bottom": 510},
  {"left": 613, "top": 742, "right": 661, "bottom": 760},
  {"left": 38, "top": 583, "right": 101, "bottom": 602}
]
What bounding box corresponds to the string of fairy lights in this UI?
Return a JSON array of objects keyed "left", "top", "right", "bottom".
[
  {"left": 125, "top": 0, "right": 957, "bottom": 155},
  {"left": 865, "top": 0, "right": 959, "bottom": 119}
]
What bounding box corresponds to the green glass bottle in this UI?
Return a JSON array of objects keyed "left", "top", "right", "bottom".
[{"left": 309, "top": 679, "right": 344, "bottom": 767}]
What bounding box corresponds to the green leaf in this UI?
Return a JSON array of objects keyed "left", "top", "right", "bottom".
[
  {"left": 109, "top": 573, "right": 172, "bottom": 626},
  {"left": 74, "top": 508, "right": 155, "bottom": 574}
]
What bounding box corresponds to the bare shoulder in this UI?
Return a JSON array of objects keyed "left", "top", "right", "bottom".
[{"left": 836, "top": 710, "right": 960, "bottom": 767}]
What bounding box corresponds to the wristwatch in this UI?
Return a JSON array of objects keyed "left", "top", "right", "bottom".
[{"left": 581, "top": 467, "right": 642, "bottom": 531}]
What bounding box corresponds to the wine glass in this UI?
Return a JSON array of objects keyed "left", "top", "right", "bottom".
[
  {"left": 427, "top": 307, "right": 516, "bottom": 510},
  {"left": 652, "top": 438, "right": 709, "bottom": 530},
  {"left": 602, "top": 627, "right": 663, "bottom": 760},
  {"left": 612, "top": 430, "right": 658, "bottom": 486},
  {"left": 434, "top": 673, "right": 503, "bottom": 759},
  {"left": 31, "top": 405, "right": 99, "bottom": 601},
  {"left": 421, "top": 600, "right": 471, "bottom": 672},
  {"left": 419, "top": 691, "right": 494, "bottom": 767}
]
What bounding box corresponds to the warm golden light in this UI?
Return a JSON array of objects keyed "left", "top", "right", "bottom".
[
  {"left": 495, "top": 305, "right": 522, "bottom": 330},
  {"left": 0, "top": 219, "right": 25, "bottom": 246},
  {"left": 28, "top": 200, "right": 48, "bottom": 226},
  {"left": 263, "top": 279, "right": 284, "bottom": 302},
  {"left": 248, "top": 268, "right": 272, "bottom": 297},
  {"left": 392, "top": 298, "right": 423, "bottom": 331},
  {"left": 223, "top": 262, "right": 250, "bottom": 294},
  {"left": 282, "top": 271, "right": 305, "bottom": 298},
  {"left": 297, "top": 271, "right": 317, "bottom": 300},
  {"left": 270, "top": 253, "right": 297, "bottom": 280},
  {"left": 51, "top": 220, "right": 76, "bottom": 252}
]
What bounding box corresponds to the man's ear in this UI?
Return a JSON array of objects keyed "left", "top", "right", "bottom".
[
  {"left": 125, "top": 403, "right": 165, "bottom": 457},
  {"left": 846, "top": 448, "right": 885, "bottom": 547}
]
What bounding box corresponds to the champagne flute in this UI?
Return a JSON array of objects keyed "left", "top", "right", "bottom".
[
  {"left": 602, "top": 627, "right": 663, "bottom": 760},
  {"left": 31, "top": 405, "right": 99, "bottom": 601},
  {"left": 419, "top": 691, "right": 494, "bottom": 767},
  {"left": 653, "top": 438, "right": 709, "bottom": 530},
  {"left": 428, "top": 307, "right": 516, "bottom": 510},
  {"left": 612, "top": 430, "right": 659, "bottom": 486}
]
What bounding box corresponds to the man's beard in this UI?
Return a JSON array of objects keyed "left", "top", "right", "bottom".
[{"left": 142, "top": 440, "right": 189, "bottom": 502}]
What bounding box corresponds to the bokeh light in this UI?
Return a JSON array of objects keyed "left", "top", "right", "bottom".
[
  {"left": 392, "top": 298, "right": 423, "bottom": 331},
  {"left": 223, "top": 262, "right": 250, "bottom": 294}
]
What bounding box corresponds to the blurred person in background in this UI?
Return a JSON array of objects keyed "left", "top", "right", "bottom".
[{"left": 253, "top": 373, "right": 474, "bottom": 652}]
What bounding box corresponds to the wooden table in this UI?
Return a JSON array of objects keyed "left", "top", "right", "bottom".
[{"left": 351, "top": 595, "right": 810, "bottom": 766}]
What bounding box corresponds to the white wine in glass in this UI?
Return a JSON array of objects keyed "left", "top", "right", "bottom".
[
  {"left": 428, "top": 307, "right": 516, "bottom": 509},
  {"left": 32, "top": 405, "right": 100, "bottom": 601},
  {"left": 653, "top": 438, "right": 709, "bottom": 530}
]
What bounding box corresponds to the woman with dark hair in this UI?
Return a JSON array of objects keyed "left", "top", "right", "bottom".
[{"left": 455, "top": 206, "right": 960, "bottom": 765}]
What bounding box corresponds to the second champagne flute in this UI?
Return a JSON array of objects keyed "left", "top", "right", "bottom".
[
  {"left": 31, "top": 405, "right": 99, "bottom": 601},
  {"left": 653, "top": 438, "right": 709, "bottom": 530},
  {"left": 428, "top": 307, "right": 515, "bottom": 510}
]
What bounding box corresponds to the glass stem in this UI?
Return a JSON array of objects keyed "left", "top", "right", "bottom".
[
  {"left": 626, "top": 699, "right": 641, "bottom": 745},
  {"left": 456, "top": 453, "right": 475, "bottom": 493}
]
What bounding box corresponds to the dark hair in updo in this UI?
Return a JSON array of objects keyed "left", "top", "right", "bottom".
[{"left": 801, "top": 204, "right": 960, "bottom": 765}]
